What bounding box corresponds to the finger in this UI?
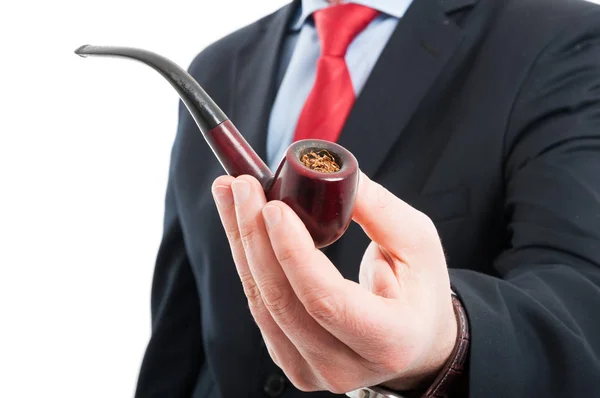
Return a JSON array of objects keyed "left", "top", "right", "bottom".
[
  {"left": 212, "top": 176, "right": 314, "bottom": 389},
  {"left": 263, "top": 201, "right": 405, "bottom": 366},
  {"left": 358, "top": 243, "right": 403, "bottom": 300},
  {"left": 212, "top": 175, "right": 246, "bottom": 274},
  {"left": 232, "top": 176, "right": 371, "bottom": 391},
  {"left": 352, "top": 172, "right": 441, "bottom": 262}
]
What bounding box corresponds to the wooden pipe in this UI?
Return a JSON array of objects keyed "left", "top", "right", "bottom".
[{"left": 75, "top": 45, "right": 359, "bottom": 248}]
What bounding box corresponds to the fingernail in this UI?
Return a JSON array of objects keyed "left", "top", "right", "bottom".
[
  {"left": 231, "top": 180, "right": 251, "bottom": 204},
  {"left": 262, "top": 205, "right": 281, "bottom": 229},
  {"left": 212, "top": 185, "right": 233, "bottom": 207}
]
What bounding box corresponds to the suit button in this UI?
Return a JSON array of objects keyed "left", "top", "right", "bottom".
[{"left": 263, "top": 373, "right": 286, "bottom": 397}]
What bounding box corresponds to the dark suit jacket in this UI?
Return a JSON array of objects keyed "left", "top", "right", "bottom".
[{"left": 134, "top": 0, "right": 600, "bottom": 396}]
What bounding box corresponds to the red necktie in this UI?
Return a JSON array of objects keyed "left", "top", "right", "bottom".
[{"left": 293, "top": 3, "right": 379, "bottom": 143}]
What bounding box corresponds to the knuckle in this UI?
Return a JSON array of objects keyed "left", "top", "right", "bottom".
[
  {"left": 238, "top": 223, "right": 257, "bottom": 246},
  {"left": 402, "top": 211, "right": 440, "bottom": 252},
  {"left": 311, "top": 362, "right": 335, "bottom": 386},
  {"left": 261, "top": 280, "right": 295, "bottom": 317},
  {"left": 288, "top": 377, "right": 318, "bottom": 392},
  {"left": 275, "top": 245, "right": 305, "bottom": 268},
  {"left": 303, "top": 288, "right": 340, "bottom": 321},
  {"left": 224, "top": 226, "right": 240, "bottom": 243},
  {"left": 421, "top": 213, "right": 438, "bottom": 235},
  {"left": 284, "top": 366, "right": 319, "bottom": 392},
  {"left": 241, "top": 275, "right": 263, "bottom": 308},
  {"left": 264, "top": 342, "right": 280, "bottom": 367},
  {"left": 414, "top": 210, "right": 437, "bottom": 236}
]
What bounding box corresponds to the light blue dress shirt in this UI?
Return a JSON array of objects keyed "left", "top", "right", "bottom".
[{"left": 266, "top": 0, "right": 414, "bottom": 171}]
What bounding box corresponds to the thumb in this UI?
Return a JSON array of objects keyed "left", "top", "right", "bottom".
[{"left": 352, "top": 172, "right": 438, "bottom": 256}]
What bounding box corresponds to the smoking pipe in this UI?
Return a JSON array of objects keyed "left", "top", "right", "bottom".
[{"left": 75, "top": 45, "right": 359, "bottom": 248}]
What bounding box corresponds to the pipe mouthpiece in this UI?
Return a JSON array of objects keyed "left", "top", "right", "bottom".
[
  {"left": 73, "top": 44, "right": 227, "bottom": 134},
  {"left": 74, "top": 44, "right": 91, "bottom": 57}
]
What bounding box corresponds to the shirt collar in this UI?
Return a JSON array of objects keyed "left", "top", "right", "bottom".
[{"left": 290, "top": 0, "right": 412, "bottom": 31}]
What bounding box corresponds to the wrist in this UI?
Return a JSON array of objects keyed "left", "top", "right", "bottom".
[
  {"left": 350, "top": 293, "right": 470, "bottom": 398},
  {"left": 383, "top": 294, "right": 460, "bottom": 391},
  {"left": 422, "top": 292, "right": 470, "bottom": 397},
  {"left": 402, "top": 293, "right": 469, "bottom": 397}
]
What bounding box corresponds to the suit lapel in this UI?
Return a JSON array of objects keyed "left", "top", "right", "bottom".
[
  {"left": 231, "top": 1, "right": 299, "bottom": 160},
  {"left": 337, "top": 0, "right": 476, "bottom": 178}
]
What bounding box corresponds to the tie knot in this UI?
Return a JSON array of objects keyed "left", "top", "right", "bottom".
[{"left": 313, "top": 3, "right": 379, "bottom": 57}]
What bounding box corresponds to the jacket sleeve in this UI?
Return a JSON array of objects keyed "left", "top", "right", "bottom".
[
  {"left": 134, "top": 105, "right": 203, "bottom": 397},
  {"left": 450, "top": 8, "right": 600, "bottom": 397}
]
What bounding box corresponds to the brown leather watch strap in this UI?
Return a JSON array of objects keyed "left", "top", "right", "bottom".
[{"left": 422, "top": 293, "right": 470, "bottom": 398}]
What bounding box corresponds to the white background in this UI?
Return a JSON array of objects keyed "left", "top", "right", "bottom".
[
  {"left": 1, "top": 1, "right": 599, "bottom": 397},
  {"left": 0, "top": 1, "right": 286, "bottom": 397}
]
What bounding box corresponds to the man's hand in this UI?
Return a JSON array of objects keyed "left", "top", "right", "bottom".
[{"left": 211, "top": 172, "right": 458, "bottom": 393}]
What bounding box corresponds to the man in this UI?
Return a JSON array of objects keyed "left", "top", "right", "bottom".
[{"left": 134, "top": 0, "right": 600, "bottom": 396}]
